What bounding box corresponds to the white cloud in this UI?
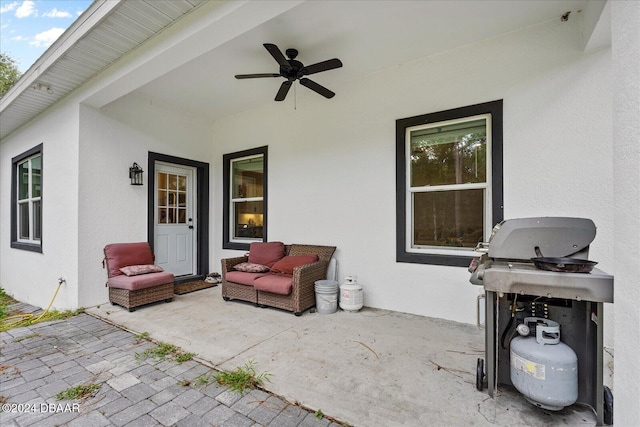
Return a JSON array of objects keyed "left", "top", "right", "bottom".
[
  {"left": 29, "top": 27, "right": 64, "bottom": 47},
  {"left": 15, "top": 0, "right": 36, "bottom": 18},
  {"left": 0, "top": 2, "right": 19, "bottom": 14},
  {"left": 43, "top": 8, "right": 72, "bottom": 18}
]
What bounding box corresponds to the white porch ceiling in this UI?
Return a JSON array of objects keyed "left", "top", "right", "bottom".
[
  {"left": 1, "top": 0, "right": 598, "bottom": 139},
  {"left": 134, "top": 0, "right": 590, "bottom": 121}
]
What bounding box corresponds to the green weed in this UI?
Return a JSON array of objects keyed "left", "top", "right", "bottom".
[
  {"left": 133, "top": 331, "right": 149, "bottom": 342},
  {"left": 214, "top": 360, "right": 271, "bottom": 393},
  {"left": 56, "top": 383, "right": 101, "bottom": 401},
  {"left": 135, "top": 342, "right": 195, "bottom": 364},
  {"left": 12, "top": 333, "right": 40, "bottom": 342}
]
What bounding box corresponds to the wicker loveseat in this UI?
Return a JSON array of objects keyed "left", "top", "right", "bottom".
[
  {"left": 221, "top": 242, "right": 336, "bottom": 316},
  {"left": 103, "top": 242, "right": 174, "bottom": 312}
]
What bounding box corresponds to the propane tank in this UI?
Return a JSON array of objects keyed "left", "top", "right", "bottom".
[
  {"left": 510, "top": 317, "right": 578, "bottom": 411},
  {"left": 339, "top": 275, "right": 363, "bottom": 312}
]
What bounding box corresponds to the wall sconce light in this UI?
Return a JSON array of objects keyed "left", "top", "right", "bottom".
[{"left": 129, "top": 162, "right": 144, "bottom": 185}]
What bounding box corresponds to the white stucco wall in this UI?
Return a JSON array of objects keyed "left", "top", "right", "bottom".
[
  {"left": 76, "top": 96, "right": 213, "bottom": 307},
  {"left": 0, "top": 99, "right": 80, "bottom": 309},
  {"left": 211, "top": 15, "right": 614, "bottom": 326},
  {"left": 611, "top": 0, "right": 640, "bottom": 424}
]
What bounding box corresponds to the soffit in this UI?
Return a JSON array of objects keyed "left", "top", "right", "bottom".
[{"left": 0, "top": 0, "right": 206, "bottom": 139}]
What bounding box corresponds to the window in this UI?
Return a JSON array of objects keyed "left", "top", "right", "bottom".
[
  {"left": 223, "top": 146, "right": 267, "bottom": 250},
  {"left": 11, "top": 144, "right": 43, "bottom": 252},
  {"left": 396, "top": 101, "right": 503, "bottom": 266}
]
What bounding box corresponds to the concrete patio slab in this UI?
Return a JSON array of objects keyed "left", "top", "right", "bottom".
[{"left": 86, "top": 286, "right": 599, "bottom": 426}]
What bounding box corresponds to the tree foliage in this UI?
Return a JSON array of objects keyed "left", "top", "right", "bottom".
[{"left": 1, "top": 52, "right": 22, "bottom": 98}]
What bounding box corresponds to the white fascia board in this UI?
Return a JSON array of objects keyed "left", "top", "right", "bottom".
[
  {"left": 81, "top": 0, "right": 305, "bottom": 109},
  {"left": 0, "top": 0, "right": 122, "bottom": 111}
]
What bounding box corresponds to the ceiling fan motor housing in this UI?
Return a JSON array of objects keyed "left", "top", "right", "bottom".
[{"left": 281, "top": 60, "right": 304, "bottom": 80}]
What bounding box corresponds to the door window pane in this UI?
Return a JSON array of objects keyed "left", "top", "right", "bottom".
[{"left": 157, "top": 171, "right": 188, "bottom": 224}]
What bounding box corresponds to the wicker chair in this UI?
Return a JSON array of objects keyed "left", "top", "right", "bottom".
[
  {"left": 221, "top": 244, "right": 336, "bottom": 315},
  {"left": 103, "top": 242, "right": 174, "bottom": 312}
]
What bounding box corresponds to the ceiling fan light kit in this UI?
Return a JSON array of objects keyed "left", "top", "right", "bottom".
[{"left": 235, "top": 43, "right": 343, "bottom": 101}]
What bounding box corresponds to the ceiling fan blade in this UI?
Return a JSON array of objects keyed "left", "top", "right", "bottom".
[
  {"left": 235, "top": 73, "right": 281, "bottom": 79},
  {"left": 299, "top": 58, "right": 343, "bottom": 77},
  {"left": 275, "top": 81, "right": 293, "bottom": 101},
  {"left": 299, "top": 78, "right": 335, "bottom": 98},
  {"left": 264, "top": 43, "right": 292, "bottom": 72}
]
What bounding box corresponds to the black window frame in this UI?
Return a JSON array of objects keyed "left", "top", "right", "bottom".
[
  {"left": 223, "top": 146, "right": 268, "bottom": 250},
  {"left": 396, "top": 100, "right": 503, "bottom": 266},
  {"left": 11, "top": 143, "right": 44, "bottom": 253}
]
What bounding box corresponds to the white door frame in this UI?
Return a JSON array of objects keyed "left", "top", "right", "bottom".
[
  {"left": 147, "top": 152, "right": 210, "bottom": 281},
  {"left": 154, "top": 162, "right": 197, "bottom": 276}
]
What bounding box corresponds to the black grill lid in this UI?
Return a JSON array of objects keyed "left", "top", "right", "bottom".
[{"left": 488, "top": 217, "right": 596, "bottom": 260}]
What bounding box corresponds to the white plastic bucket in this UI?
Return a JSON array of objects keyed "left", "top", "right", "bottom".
[{"left": 314, "top": 280, "right": 338, "bottom": 314}]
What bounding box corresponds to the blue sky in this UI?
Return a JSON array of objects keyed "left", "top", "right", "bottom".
[{"left": 1, "top": 0, "right": 93, "bottom": 73}]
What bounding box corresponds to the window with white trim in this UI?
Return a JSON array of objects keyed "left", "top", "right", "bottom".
[
  {"left": 396, "top": 101, "right": 503, "bottom": 266},
  {"left": 223, "top": 146, "right": 267, "bottom": 250},
  {"left": 12, "top": 144, "right": 43, "bottom": 252}
]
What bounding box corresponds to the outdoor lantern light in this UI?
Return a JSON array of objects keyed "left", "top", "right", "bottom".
[{"left": 129, "top": 162, "right": 144, "bottom": 185}]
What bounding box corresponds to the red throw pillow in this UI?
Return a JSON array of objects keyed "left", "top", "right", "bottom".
[
  {"left": 270, "top": 254, "right": 319, "bottom": 275},
  {"left": 248, "top": 242, "right": 285, "bottom": 267},
  {"left": 119, "top": 264, "right": 164, "bottom": 276},
  {"left": 233, "top": 262, "right": 270, "bottom": 273}
]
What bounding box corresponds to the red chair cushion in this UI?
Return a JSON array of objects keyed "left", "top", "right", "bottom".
[
  {"left": 107, "top": 272, "right": 174, "bottom": 291},
  {"left": 225, "top": 271, "right": 270, "bottom": 286},
  {"left": 270, "top": 254, "right": 319, "bottom": 275},
  {"left": 248, "top": 242, "right": 285, "bottom": 267},
  {"left": 104, "top": 242, "right": 155, "bottom": 277},
  {"left": 253, "top": 273, "right": 294, "bottom": 295}
]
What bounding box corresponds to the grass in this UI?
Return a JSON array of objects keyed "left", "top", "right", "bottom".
[
  {"left": 133, "top": 331, "right": 150, "bottom": 342},
  {"left": 214, "top": 360, "right": 271, "bottom": 393},
  {"left": 135, "top": 341, "right": 195, "bottom": 364},
  {"left": 0, "top": 287, "right": 85, "bottom": 332},
  {"left": 0, "top": 308, "right": 85, "bottom": 332},
  {"left": 0, "top": 287, "right": 17, "bottom": 320},
  {"left": 55, "top": 383, "right": 101, "bottom": 401}
]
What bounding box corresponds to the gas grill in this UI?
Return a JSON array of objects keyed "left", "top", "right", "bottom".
[{"left": 469, "top": 217, "right": 614, "bottom": 425}]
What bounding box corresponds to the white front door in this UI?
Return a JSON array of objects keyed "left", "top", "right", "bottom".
[{"left": 154, "top": 163, "right": 196, "bottom": 276}]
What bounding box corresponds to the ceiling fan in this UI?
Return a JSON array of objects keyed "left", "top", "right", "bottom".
[{"left": 235, "top": 43, "right": 343, "bottom": 101}]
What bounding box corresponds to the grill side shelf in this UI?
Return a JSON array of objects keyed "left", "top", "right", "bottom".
[{"left": 482, "top": 265, "right": 613, "bottom": 303}]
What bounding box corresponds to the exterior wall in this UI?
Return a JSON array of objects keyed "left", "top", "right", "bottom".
[
  {"left": 611, "top": 0, "right": 640, "bottom": 424},
  {"left": 77, "top": 96, "right": 213, "bottom": 308},
  {"left": 0, "top": 99, "right": 80, "bottom": 309},
  {"left": 212, "top": 15, "right": 614, "bottom": 326}
]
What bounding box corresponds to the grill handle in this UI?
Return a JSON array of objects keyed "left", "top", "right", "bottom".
[
  {"left": 475, "top": 242, "right": 490, "bottom": 253},
  {"left": 477, "top": 293, "right": 486, "bottom": 329}
]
